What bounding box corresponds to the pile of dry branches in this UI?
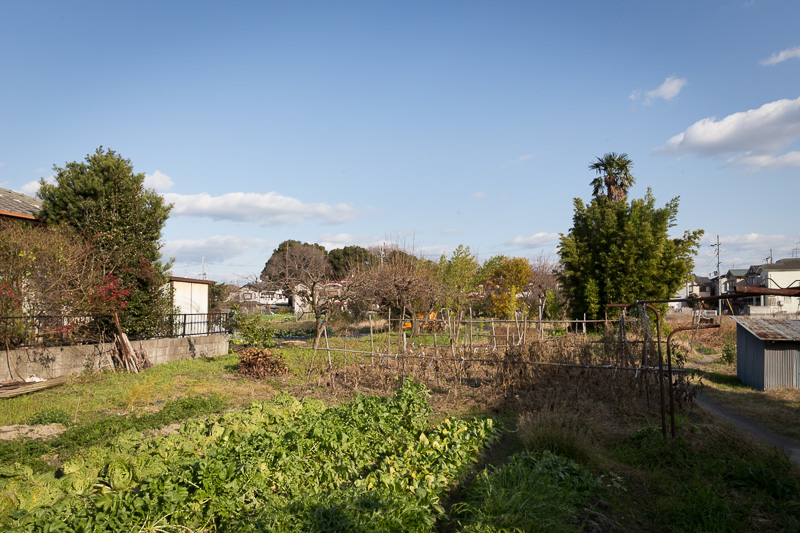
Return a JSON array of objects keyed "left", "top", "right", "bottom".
[{"left": 238, "top": 347, "right": 290, "bottom": 379}]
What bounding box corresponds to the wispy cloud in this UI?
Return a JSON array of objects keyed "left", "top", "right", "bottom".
[
  {"left": 317, "top": 233, "right": 387, "bottom": 251},
  {"left": 163, "top": 191, "right": 359, "bottom": 225},
  {"left": 655, "top": 96, "right": 800, "bottom": 170},
  {"left": 144, "top": 170, "right": 175, "bottom": 191},
  {"left": 696, "top": 233, "right": 800, "bottom": 273},
  {"left": 630, "top": 76, "right": 687, "bottom": 105},
  {"left": 760, "top": 46, "right": 800, "bottom": 66},
  {"left": 163, "top": 235, "right": 268, "bottom": 264},
  {"left": 470, "top": 191, "right": 487, "bottom": 199},
  {"left": 509, "top": 232, "right": 560, "bottom": 248},
  {"left": 19, "top": 176, "right": 55, "bottom": 196},
  {"left": 508, "top": 154, "right": 533, "bottom": 166}
]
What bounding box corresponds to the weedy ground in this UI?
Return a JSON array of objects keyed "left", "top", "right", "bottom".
[{"left": 0, "top": 316, "right": 798, "bottom": 532}]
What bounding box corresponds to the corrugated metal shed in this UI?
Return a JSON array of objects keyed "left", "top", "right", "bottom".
[
  {"left": 732, "top": 317, "right": 800, "bottom": 390},
  {"left": 732, "top": 317, "right": 800, "bottom": 342}
]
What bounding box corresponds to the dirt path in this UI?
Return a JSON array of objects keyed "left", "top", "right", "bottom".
[
  {"left": 694, "top": 394, "right": 800, "bottom": 466},
  {"left": 689, "top": 350, "right": 800, "bottom": 466}
]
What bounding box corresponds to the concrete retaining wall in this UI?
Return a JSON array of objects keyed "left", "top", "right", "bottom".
[{"left": 0, "top": 334, "right": 229, "bottom": 382}]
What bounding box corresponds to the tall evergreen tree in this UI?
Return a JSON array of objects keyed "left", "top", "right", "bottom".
[
  {"left": 37, "top": 147, "right": 173, "bottom": 335},
  {"left": 559, "top": 156, "right": 702, "bottom": 319}
]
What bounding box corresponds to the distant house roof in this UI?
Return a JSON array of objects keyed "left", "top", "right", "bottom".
[
  {"left": 694, "top": 275, "right": 711, "bottom": 285},
  {"left": 725, "top": 269, "right": 748, "bottom": 278},
  {"left": 0, "top": 188, "right": 41, "bottom": 220},
  {"left": 732, "top": 317, "right": 800, "bottom": 342},
  {"left": 760, "top": 258, "right": 800, "bottom": 271}
]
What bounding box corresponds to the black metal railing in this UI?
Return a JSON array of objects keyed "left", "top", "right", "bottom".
[{"left": 0, "top": 312, "right": 232, "bottom": 349}]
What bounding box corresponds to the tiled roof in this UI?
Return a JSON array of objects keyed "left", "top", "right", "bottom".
[{"left": 0, "top": 188, "right": 42, "bottom": 219}]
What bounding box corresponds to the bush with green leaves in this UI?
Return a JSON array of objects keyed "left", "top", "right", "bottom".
[
  {"left": 230, "top": 310, "right": 276, "bottom": 347},
  {"left": 721, "top": 339, "right": 736, "bottom": 365}
]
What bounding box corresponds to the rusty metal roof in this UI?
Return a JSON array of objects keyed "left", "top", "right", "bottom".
[{"left": 732, "top": 317, "right": 800, "bottom": 342}]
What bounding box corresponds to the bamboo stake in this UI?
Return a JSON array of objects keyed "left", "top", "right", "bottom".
[
  {"left": 369, "top": 314, "right": 375, "bottom": 366},
  {"left": 324, "top": 326, "right": 335, "bottom": 390}
]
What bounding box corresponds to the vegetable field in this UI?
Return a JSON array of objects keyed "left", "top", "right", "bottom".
[{"left": 0, "top": 381, "right": 502, "bottom": 532}]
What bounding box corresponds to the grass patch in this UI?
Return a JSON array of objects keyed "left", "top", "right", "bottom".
[
  {"left": 0, "top": 354, "right": 273, "bottom": 427},
  {"left": 517, "top": 409, "right": 596, "bottom": 466},
  {"left": 0, "top": 394, "right": 227, "bottom": 472},
  {"left": 451, "top": 451, "right": 612, "bottom": 532}
]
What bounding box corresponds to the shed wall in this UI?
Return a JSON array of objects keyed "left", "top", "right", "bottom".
[
  {"left": 737, "top": 327, "right": 765, "bottom": 390},
  {"left": 763, "top": 343, "right": 800, "bottom": 389}
]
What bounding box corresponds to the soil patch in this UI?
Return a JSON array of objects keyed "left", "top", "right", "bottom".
[{"left": 0, "top": 423, "right": 67, "bottom": 441}]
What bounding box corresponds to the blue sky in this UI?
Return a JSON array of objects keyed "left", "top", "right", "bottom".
[{"left": 2, "top": 1, "right": 798, "bottom": 283}]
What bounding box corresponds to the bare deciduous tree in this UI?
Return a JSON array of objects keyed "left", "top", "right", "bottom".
[{"left": 261, "top": 241, "right": 334, "bottom": 348}]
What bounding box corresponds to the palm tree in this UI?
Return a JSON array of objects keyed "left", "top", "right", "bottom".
[{"left": 589, "top": 152, "right": 634, "bottom": 202}]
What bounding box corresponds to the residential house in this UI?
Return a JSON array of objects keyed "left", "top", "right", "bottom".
[
  {"left": 0, "top": 187, "right": 41, "bottom": 223},
  {"left": 230, "top": 283, "right": 290, "bottom": 312},
  {"left": 671, "top": 275, "right": 713, "bottom": 311},
  {"left": 742, "top": 258, "right": 800, "bottom": 316}
]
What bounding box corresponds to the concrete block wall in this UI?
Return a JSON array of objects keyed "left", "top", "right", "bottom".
[{"left": 0, "top": 334, "right": 229, "bottom": 382}]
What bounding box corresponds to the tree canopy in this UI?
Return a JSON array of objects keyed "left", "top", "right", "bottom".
[
  {"left": 559, "top": 156, "right": 702, "bottom": 318},
  {"left": 37, "top": 147, "right": 174, "bottom": 335},
  {"left": 437, "top": 245, "right": 479, "bottom": 313},
  {"left": 328, "top": 245, "right": 374, "bottom": 279}
]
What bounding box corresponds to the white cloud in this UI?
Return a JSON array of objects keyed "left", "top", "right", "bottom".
[
  {"left": 724, "top": 151, "right": 800, "bottom": 171},
  {"left": 144, "top": 170, "right": 175, "bottom": 191},
  {"left": 470, "top": 191, "right": 487, "bottom": 199},
  {"left": 162, "top": 191, "right": 359, "bottom": 225},
  {"left": 509, "top": 232, "right": 560, "bottom": 248},
  {"left": 655, "top": 96, "right": 800, "bottom": 170},
  {"left": 162, "top": 235, "right": 268, "bottom": 263},
  {"left": 19, "top": 176, "right": 55, "bottom": 196},
  {"left": 761, "top": 46, "right": 800, "bottom": 66},
  {"left": 630, "top": 76, "right": 687, "bottom": 104}
]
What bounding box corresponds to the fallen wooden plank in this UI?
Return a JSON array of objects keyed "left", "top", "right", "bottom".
[{"left": 0, "top": 376, "right": 69, "bottom": 399}]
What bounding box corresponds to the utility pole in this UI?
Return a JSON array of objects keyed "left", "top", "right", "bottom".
[
  {"left": 711, "top": 236, "right": 721, "bottom": 317},
  {"left": 201, "top": 257, "right": 206, "bottom": 280}
]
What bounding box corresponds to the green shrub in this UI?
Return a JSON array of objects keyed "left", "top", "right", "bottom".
[
  {"left": 230, "top": 311, "right": 275, "bottom": 347},
  {"left": 721, "top": 340, "right": 736, "bottom": 365}
]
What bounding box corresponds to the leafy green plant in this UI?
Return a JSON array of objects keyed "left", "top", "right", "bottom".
[
  {"left": 0, "top": 381, "right": 499, "bottom": 532},
  {"left": 26, "top": 409, "right": 73, "bottom": 427}
]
